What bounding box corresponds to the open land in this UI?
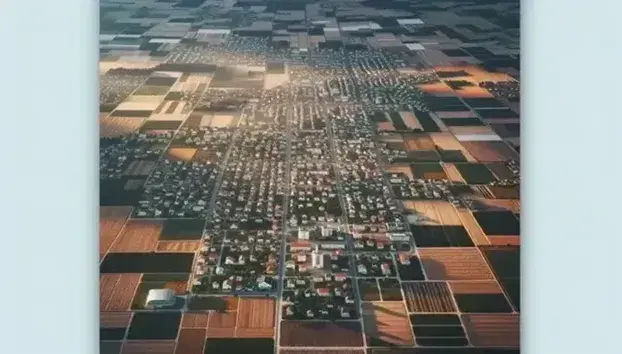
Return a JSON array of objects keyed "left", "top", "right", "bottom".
[{"left": 99, "top": 0, "right": 521, "bottom": 352}]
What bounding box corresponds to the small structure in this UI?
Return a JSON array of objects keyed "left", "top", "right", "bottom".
[{"left": 145, "top": 289, "right": 176, "bottom": 309}]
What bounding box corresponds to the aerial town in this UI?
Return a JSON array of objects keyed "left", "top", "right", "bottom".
[{"left": 99, "top": 1, "right": 520, "bottom": 353}]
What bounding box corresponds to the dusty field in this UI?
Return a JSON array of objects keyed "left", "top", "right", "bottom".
[
  {"left": 403, "top": 201, "right": 462, "bottom": 226},
  {"left": 175, "top": 329, "right": 207, "bottom": 354},
  {"left": 377, "top": 121, "right": 395, "bottom": 131},
  {"left": 100, "top": 117, "right": 145, "bottom": 138},
  {"left": 212, "top": 114, "right": 235, "bottom": 128},
  {"left": 402, "top": 282, "right": 456, "bottom": 313},
  {"left": 123, "top": 160, "right": 156, "bottom": 177},
  {"left": 166, "top": 148, "right": 197, "bottom": 162},
  {"left": 164, "top": 280, "right": 189, "bottom": 295},
  {"left": 434, "top": 111, "right": 478, "bottom": 118},
  {"left": 207, "top": 311, "right": 237, "bottom": 337},
  {"left": 181, "top": 313, "right": 210, "bottom": 328},
  {"left": 488, "top": 236, "right": 520, "bottom": 246},
  {"left": 418, "top": 248, "right": 495, "bottom": 281},
  {"left": 156, "top": 241, "right": 201, "bottom": 253},
  {"left": 237, "top": 298, "right": 276, "bottom": 337},
  {"left": 100, "top": 312, "right": 133, "bottom": 328},
  {"left": 404, "top": 135, "right": 436, "bottom": 150},
  {"left": 448, "top": 281, "right": 503, "bottom": 294},
  {"left": 279, "top": 321, "right": 364, "bottom": 347},
  {"left": 470, "top": 198, "right": 520, "bottom": 214},
  {"left": 429, "top": 133, "right": 477, "bottom": 161},
  {"left": 115, "top": 100, "right": 162, "bottom": 111},
  {"left": 416, "top": 82, "right": 455, "bottom": 96},
  {"left": 100, "top": 274, "right": 142, "bottom": 311},
  {"left": 410, "top": 163, "right": 448, "bottom": 180},
  {"left": 399, "top": 112, "right": 422, "bottom": 130},
  {"left": 362, "top": 302, "right": 414, "bottom": 346},
  {"left": 387, "top": 165, "right": 414, "bottom": 179},
  {"left": 461, "top": 141, "right": 519, "bottom": 162},
  {"left": 109, "top": 220, "right": 162, "bottom": 253},
  {"left": 456, "top": 209, "right": 490, "bottom": 246},
  {"left": 449, "top": 126, "right": 497, "bottom": 137},
  {"left": 442, "top": 163, "right": 467, "bottom": 184},
  {"left": 100, "top": 206, "right": 132, "bottom": 259},
  {"left": 462, "top": 314, "right": 520, "bottom": 347},
  {"left": 433, "top": 65, "right": 515, "bottom": 84},
  {"left": 121, "top": 340, "right": 176, "bottom": 354}
]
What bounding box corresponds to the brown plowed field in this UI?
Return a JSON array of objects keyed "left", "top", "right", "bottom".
[
  {"left": 461, "top": 141, "right": 519, "bottom": 162},
  {"left": 156, "top": 241, "right": 201, "bottom": 253},
  {"left": 404, "top": 135, "right": 436, "bottom": 150},
  {"left": 102, "top": 274, "right": 142, "bottom": 311},
  {"left": 489, "top": 236, "right": 521, "bottom": 246},
  {"left": 109, "top": 220, "right": 162, "bottom": 252},
  {"left": 402, "top": 282, "right": 456, "bottom": 313},
  {"left": 181, "top": 313, "right": 210, "bottom": 328},
  {"left": 100, "top": 274, "right": 121, "bottom": 310},
  {"left": 121, "top": 340, "right": 176, "bottom": 354},
  {"left": 100, "top": 312, "right": 133, "bottom": 328},
  {"left": 418, "top": 248, "right": 495, "bottom": 281},
  {"left": 279, "top": 321, "right": 364, "bottom": 347},
  {"left": 236, "top": 328, "right": 275, "bottom": 338},
  {"left": 462, "top": 314, "right": 520, "bottom": 347},
  {"left": 362, "top": 302, "right": 414, "bottom": 346},
  {"left": 485, "top": 186, "right": 520, "bottom": 199},
  {"left": 443, "top": 163, "right": 466, "bottom": 184},
  {"left": 456, "top": 209, "right": 490, "bottom": 246},
  {"left": 470, "top": 199, "right": 520, "bottom": 214},
  {"left": 100, "top": 207, "right": 132, "bottom": 259},
  {"left": 206, "top": 311, "right": 237, "bottom": 337},
  {"left": 238, "top": 298, "right": 276, "bottom": 329},
  {"left": 449, "top": 281, "right": 503, "bottom": 294},
  {"left": 175, "top": 329, "right": 207, "bottom": 354},
  {"left": 404, "top": 201, "right": 463, "bottom": 226},
  {"left": 100, "top": 117, "right": 145, "bottom": 138},
  {"left": 399, "top": 112, "right": 422, "bottom": 130},
  {"left": 430, "top": 133, "right": 477, "bottom": 162}
]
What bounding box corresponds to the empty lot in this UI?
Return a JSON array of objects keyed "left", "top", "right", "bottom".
[
  {"left": 109, "top": 220, "right": 163, "bottom": 253},
  {"left": 363, "top": 302, "right": 414, "bottom": 346}
]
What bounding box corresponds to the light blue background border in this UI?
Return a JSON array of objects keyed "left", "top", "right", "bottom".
[
  {"left": 0, "top": 1, "right": 98, "bottom": 353},
  {"left": 1, "top": 0, "right": 621, "bottom": 353}
]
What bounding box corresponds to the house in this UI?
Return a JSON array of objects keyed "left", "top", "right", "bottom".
[
  {"left": 215, "top": 266, "right": 225, "bottom": 275},
  {"left": 258, "top": 281, "right": 272, "bottom": 290},
  {"left": 145, "top": 289, "right": 176, "bottom": 309},
  {"left": 316, "top": 288, "right": 331, "bottom": 296},
  {"left": 222, "top": 280, "right": 232, "bottom": 291},
  {"left": 357, "top": 264, "right": 368, "bottom": 275},
  {"left": 334, "top": 273, "right": 347, "bottom": 282},
  {"left": 381, "top": 263, "right": 391, "bottom": 276}
]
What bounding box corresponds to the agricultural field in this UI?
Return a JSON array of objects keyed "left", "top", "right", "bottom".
[{"left": 99, "top": 1, "right": 521, "bottom": 352}]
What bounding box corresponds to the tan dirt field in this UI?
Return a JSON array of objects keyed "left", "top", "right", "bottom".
[
  {"left": 456, "top": 209, "right": 490, "bottom": 246},
  {"left": 430, "top": 133, "right": 477, "bottom": 162},
  {"left": 100, "top": 312, "right": 133, "bottom": 328},
  {"left": 101, "top": 274, "right": 142, "bottom": 311},
  {"left": 488, "top": 236, "right": 520, "bottom": 246},
  {"left": 175, "top": 329, "right": 207, "bottom": 354},
  {"left": 404, "top": 135, "right": 436, "bottom": 150},
  {"left": 377, "top": 121, "right": 395, "bottom": 131},
  {"left": 434, "top": 111, "right": 478, "bottom": 118},
  {"left": 461, "top": 141, "right": 519, "bottom": 162},
  {"left": 211, "top": 114, "right": 234, "bottom": 128},
  {"left": 181, "top": 313, "right": 210, "bottom": 329},
  {"left": 402, "top": 282, "right": 456, "bottom": 313},
  {"left": 100, "top": 117, "right": 145, "bottom": 138},
  {"left": 156, "top": 241, "right": 201, "bottom": 253},
  {"left": 442, "top": 163, "right": 467, "bottom": 184},
  {"left": 99, "top": 206, "right": 132, "bottom": 259},
  {"left": 418, "top": 248, "right": 495, "bottom": 281},
  {"left": 207, "top": 311, "right": 237, "bottom": 337},
  {"left": 363, "top": 302, "right": 414, "bottom": 346},
  {"left": 237, "top": 298, "right": 276, "bottom": 329},
  {"left": 448, "top": 281, "right": 504, "bottom": 294},
  {"left": 403, "top": 201, "right": 463, "bottom": 226},
  {"left": 462, "top": 314, "right": 520, "bottom": 348},
  {"left": 109, "top": 220, "right": 162, "bottom": 253},
  {"left": 399, "top": 111, "right": 422, "bottom": 130},
  {"left": 166, "top": 148, "right": 197, "bottom": 162}
]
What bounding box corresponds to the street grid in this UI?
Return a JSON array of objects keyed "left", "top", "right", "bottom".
[{"left": 99, "top": 1, "right": 520, "bottom": 353}]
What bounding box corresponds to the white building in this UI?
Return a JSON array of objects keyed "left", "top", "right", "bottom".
[
  {"left": 311, "top": 244, "right": 324, "bottom": 269},
  {"left": 145, "top": 289, "right": 176, "bottom": 309}
]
